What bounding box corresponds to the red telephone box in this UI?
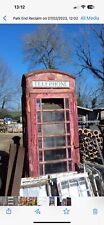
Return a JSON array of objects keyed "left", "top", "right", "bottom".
[{"left": 22, "top": 70, "right": 80, "bottom": 177}]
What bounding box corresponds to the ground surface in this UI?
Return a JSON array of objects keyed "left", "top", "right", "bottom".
[{"left": 0, "top": 132, "right": 22, "bottom": 153}]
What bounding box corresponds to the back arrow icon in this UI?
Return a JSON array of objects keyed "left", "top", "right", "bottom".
[{"left": 3, "top": 16, "right": 7, "bottom": 21}]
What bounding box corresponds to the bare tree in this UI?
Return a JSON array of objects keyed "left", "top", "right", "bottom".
[
  {"left": 76, "top": 78, "right": 98, "bottom": 108},
  {"left": 74, "top": 25, "right": 104, "bottom": 106},
  {"left": 75, "top": 25, "right": 104, "bottom": 81},
  {"left": 23, "top": 25, "right": 71, "bottom": 69},
  {"left": 0, "top": 60, "right": 16, "bottom": 109}
]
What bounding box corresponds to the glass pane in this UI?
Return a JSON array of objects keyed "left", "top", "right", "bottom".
[
  {"left": 39, "top": 164, "right": 43, "bottom": 175},
  {"left": 44, "top": 149, "right": 66, "bottom": 161},
  {"left": 65, "top": 99, "right": 69, "bottom": 109},
  {"left": 79, "top": 177, "right": 86, "bottom": 185},
  {"left": 45, "top": 162, "right": 67, "bottom": 174},
  {"left": 43, "top": 124, "right": 65, "bottom": 135},
  {"left": 68, "top": 161, "right": 72, "bottom": 171},
  {"left": 66, "top": 111, "right": 69, "bottom": 121},
  {"left": 38, "top": 138, "right": 42, "bottom": 149},
  {"left": 69, "top": 179, "right": 79, "bottom": 197},
  {"left": 42, "top": 98, "right": 64, "bottom": 110},
  {"left": 38, "top": 124, "right": 41, "bottom": 136},
  {"left": 61, "top": 180, "right": 69, "bottom": 189},
  {"left": 43, "top": 111, "right": 64, "bottom": 122},
  {"left": 78, "top": 178, "right": 91, "bottom": 196},
  {"left": 44, "top": 136, "right": 66, "bottom": 148},
  {"left": 37, "top": 112, "right": 41, "bottom": 122},
  {"left": 36, "top": 99, "right": 41, "bottom": 110},
  {"left": 39, "top": 151, "right": 42, "bottom": 161},
  {"left": 68, "top": 148, "right": 71, "bottom": 158},
  {"left": 67, "top": 135, "right": 70, "bottom": 146},
  {"left": 67, "top": 123, "right": 70, "bottom": 133},
  {"left": 70, "top": 179, "right": 78, "bottom": 187}
]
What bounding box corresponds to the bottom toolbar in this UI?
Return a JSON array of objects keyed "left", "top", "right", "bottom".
[{"left": 0, "top": 198, "right": 104, "bottom": 225}]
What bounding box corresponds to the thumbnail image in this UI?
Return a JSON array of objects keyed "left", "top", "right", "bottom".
[
  {"left": 0, "top": 197, "right": 18, "bottom": 206},
  {"left": 49, "top": 197, "right": 55, "bottom": 206},
  {"left": 18, "top": 197, "right": 37, "bottom": 206}
]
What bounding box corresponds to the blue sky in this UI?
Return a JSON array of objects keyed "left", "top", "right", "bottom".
[
  {"left": 0, "top": 24, "right": 100, "bottom": 77},
  {"left": 0, "top": 24, "right": 37, "bottom": 77},
  {"left": 0, "top": 24, "right": 101, "bottom": 108}
]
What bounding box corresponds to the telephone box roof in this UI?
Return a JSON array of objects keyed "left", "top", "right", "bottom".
[{"left": 24, "top": 69, "right": 75, "bottom": 79}]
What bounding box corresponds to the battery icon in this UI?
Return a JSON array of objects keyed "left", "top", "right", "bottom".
[{"left": 87, "top": 5, "right": 94, "bottom": 9}]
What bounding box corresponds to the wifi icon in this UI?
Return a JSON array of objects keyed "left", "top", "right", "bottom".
[{"left": 81, "top": 5, "right": 86, "bottom": 9}]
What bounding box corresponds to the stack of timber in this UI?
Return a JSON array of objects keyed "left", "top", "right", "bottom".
[{"left": 79, "top": 128, "right": 104, "bottom": 164}]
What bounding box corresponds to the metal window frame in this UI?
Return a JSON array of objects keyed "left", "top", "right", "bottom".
[{"left": 36, "top": 97, "right": 71, "bottom": 175}]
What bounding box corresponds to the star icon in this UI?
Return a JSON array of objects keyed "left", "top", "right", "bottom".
[{"left": 63, "top": 208, "right": 70, "bottom": 215}]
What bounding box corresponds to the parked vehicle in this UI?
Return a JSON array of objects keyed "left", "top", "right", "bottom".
[{"left": 4, "top": 117, "right": 13, "bottom": 125}]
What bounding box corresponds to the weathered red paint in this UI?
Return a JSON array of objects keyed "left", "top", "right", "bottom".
[{"left": 22, "top": 69, "right": 80, "bottom": 177}]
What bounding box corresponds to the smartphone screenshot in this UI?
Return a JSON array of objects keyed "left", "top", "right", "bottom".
[{"left": 0, "top": 0, "right": 104, "bottom": 224}]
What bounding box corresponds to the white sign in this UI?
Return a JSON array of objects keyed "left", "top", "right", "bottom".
[{"left": 32, "top": 80, "right": 70, "bottom": 88}]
